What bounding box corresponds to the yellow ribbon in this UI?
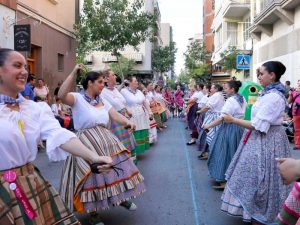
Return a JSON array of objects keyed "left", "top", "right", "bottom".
[{"left": 18, "top": 119, "right": 24, "bottom": 136}]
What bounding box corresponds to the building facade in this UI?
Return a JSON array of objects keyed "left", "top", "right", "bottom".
[
  {"left": 14, "top": 0, "right": 78, "bottom": 93},
  {"left": 211, "top": 0, "right": 252, "bottom": 82},
  {"left": 250, "top": 0, "right": 300, "bottom": 86},
  {"left": 0, "top": 1, "right": 17, "bottom": 49},
  {"left": 86, "top": 0, "right": 161, "bottom": 81},
  {"left": 160, "top": 23, "right": 175, "bottom": 80}
]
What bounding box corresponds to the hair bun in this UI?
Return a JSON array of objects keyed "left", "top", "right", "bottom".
[
  {"left": 275, "top": 61, "right": 286, "bottom": 76},
  {"left": 237, "top": 81, "right": 242, "bottom": 88}
]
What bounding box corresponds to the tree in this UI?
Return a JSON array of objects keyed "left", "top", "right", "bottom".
[
  {"left": 177, "top": 70, "right": 190, "bottom": 84},
  {"left": 152, "top": 42, "right": 177, "bottom": 78},
  {"left": 184, "top": 41, "right": 210, "bottom": 82},
  {"left": 220, "top": 46, "right": 241, "bottom": 72},
  {"left": 76, "top": 0, "right": 157, "bottom": 80},
  {"left": 109, "top": 56, "right": 135, "bottom": 79}
]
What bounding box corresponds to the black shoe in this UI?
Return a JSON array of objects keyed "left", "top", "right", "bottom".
[
  {"left": 198, "top": 152, "right": 208, "bottom": 160},
  {"left": 186, "top": 140, "right": 196, "bottom": 145},
  {"left": 294, "top": 146, "right": 300, "bottom": 150}
]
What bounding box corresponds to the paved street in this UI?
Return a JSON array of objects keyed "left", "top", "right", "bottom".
[{"left": 35, "top": 118, "right": 299, "bottom": 225}]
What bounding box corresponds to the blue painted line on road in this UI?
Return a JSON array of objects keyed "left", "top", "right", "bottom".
[{"left": 180, "top": 128, "right": 201, "bottom": 225}]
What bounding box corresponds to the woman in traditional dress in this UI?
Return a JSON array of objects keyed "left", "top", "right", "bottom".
[
  {"left": 221, "top": 61, "right": 292, "bottom": 225},
  {"left": 203, "top": 80, "right": 246, "bottom": 189},
  {"left": 164, "top": 87, "right": 175, "bottom": 117},
  {"left": 142, "top": 88, "right": 158, "bottom": 144},
  {"left": 154, "top": 84, "right": 169, "bottom": 125},
  {"left": 101, "top": 69, "right": 137, "bottom": 158},
  {"left": 58, "top": 67, "right": 146, "bottom": 224},
  {"left": 197, "top": 84, "right": 224, "bottom": 160},
  {"left": 289, "top": 87, "right": 300, "bottom": 149},
  {"left": 174, "top": 85, "right": 184, "bottom": 117},
  {"left": 0, "top": 49, "right": 112, "bottom": 225},
  {"left": 194, "top": 84, "right": 211, "bottom": 153},
  {"left": 146, "top": 82, "right": 164, "bottom": 130},
  {"left": 121, "top": 76, "right": 152, "bottom": 155},
  {"left": 185, "top": 84, "right": 204, "bottom": 145}
]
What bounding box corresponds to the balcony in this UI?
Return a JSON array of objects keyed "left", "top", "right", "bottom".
[
  {"left": 223, "top": 0, "right": 251, "bottom": 19},
  {"left": 250, "top": 0, "right": 300, "bottom": 40}
]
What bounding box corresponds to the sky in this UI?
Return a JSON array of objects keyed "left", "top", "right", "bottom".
[{"left": 158, "top": 0, "right": 203, "bottom": 75}]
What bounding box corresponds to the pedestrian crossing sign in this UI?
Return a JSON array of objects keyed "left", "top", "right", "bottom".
[{"left": 236, "top": 55, "right": 251, "bottom": 70}]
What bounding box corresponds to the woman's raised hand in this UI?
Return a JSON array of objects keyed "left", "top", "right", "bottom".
[{"left": 72, "top": 64, "right": 85, "bottom": 76}]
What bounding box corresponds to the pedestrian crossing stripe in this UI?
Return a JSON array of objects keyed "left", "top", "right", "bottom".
[{"left": 236, "top": 55, "right": 251, "bottom": 70}]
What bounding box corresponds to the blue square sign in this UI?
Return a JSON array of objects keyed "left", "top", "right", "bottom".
[{"left": 236, "top": 55, "right": 251, "bottom": 70}]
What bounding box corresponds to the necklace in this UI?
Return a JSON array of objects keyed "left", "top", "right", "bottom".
[{"left": 127, "top": 87, "right": 137, "bottom": 95}]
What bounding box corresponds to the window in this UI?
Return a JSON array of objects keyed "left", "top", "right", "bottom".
[
  {"left": 58, "top": 54, "right": 64, "bottom": 72},
  {"left": 215, "top": 26, "right": 223, "bottom": 50},
  {"left": 243, "top": 16, "right": 251, "bottom": 43},
  {"left": 227, "top": 22, "right": 237, "bottom": 46}
]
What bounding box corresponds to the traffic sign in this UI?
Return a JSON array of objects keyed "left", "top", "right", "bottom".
[{"left": 236, "top": 55, "right": 250, "bottom": 70}]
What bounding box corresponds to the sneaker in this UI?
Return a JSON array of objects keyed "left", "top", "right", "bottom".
[{"left": 120, "top": 201, "right": 137, "bottom": 211}]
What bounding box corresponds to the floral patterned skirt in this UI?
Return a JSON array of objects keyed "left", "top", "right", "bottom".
[{"left": 221, "top": 126, "right": 292, "bottom": 224}]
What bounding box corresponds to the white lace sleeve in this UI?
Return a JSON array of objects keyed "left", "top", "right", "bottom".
[{"left": 37, "top": 102, "right": 76, "bottom": 161}]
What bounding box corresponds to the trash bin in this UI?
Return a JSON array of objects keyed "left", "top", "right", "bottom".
[{"left": 238, "top": 81, "right": 263, "bottom": 120}]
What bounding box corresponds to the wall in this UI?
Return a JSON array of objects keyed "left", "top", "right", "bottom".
[
  {"left": 17, "top": 0, "right": 75, "bottom": 33},
  {"left": 252, "top": 5, "right": 300, "bottom": 86},
  {"left": 17, "top": 11, "right": 76, "bottom": 94},
  {"left": 0, "top": 3, "right": 16, "bottom": 48}
]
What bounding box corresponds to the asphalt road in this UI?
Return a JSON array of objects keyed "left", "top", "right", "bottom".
[{"left": 34, "top": 118, "right": 299, "bottom": 225}]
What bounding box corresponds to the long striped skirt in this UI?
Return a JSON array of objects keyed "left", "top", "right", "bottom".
[
  {"left": 111, "top": 120, "right": 137, "bottom": 153},
  {"left": 202, "top": 111, "right": 221, "bottom": 146},
  {"left": 0, "top": 163, "right": 80, "bottom": 225},
  {"left": 207, "top": 123, "right": 244, "bottom": 182},
  {"left": 277, "top": 182, "right": 300, "bottom": 225},
  {"left": 221, "top": 126, "right": 292, "bottom": 224},
  {"left": 133, "top": 129, "right": 150, "bottom": 154},
  {"left": 59, "top": 125, "right": 145, "bottom": 213}
]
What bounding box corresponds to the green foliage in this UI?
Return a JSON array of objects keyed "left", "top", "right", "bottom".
[
  {"left": 184, "top": 41, "right": 210, "bottom": 81},
  {"left": 220, "top": 46, "right": 241, "bottom": 72},
  {"left": 167, "top": 79, "right": 176, "bottom": 89},
  {"left": 177, "top": 70, "right": 190, "bottom": 84},
  {"left": 152, "top": 42, "right": 177, "bottom": 74},
  {"left": 109, "top": 56, "right": 135, "bottom": 79},
  {"left": 75, "top": 0, "right": 157, "bottom": 57}
]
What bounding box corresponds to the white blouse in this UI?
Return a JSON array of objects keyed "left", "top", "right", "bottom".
[
  {"left": 221, "top": 96, "right": 247, "bottom": 119},
  {"left": 121, "top": 88, "right": 146, "bottom": 107},
  {"left": 51, "top": 103, "right": 62, "bottom": 116},
  {"left": 206, "top": 92, "right": 224, "bottom": 113},
  {"left": 146, "top": 91, "right": 155, "bottom": 102},
  {"left": 198, "top": 94, "right": 209, "bottom": 108},
  {"left": 33, "top": 86, "right": 49, "bottom": 99},
  {"left": 101, "top": 87, "right": 126, "bottom": 111},
  {"left": 0, "top": 100, "right": 76, "bottom": 170},
  {"left": 70, "top": 93, "right": 112, "bottom": 130},
  {"left": 191, "top": 91, "right": 204, "bottom": 105},
  {"left": 251, "top": 91, "right": 285, "bottom": 133}
]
